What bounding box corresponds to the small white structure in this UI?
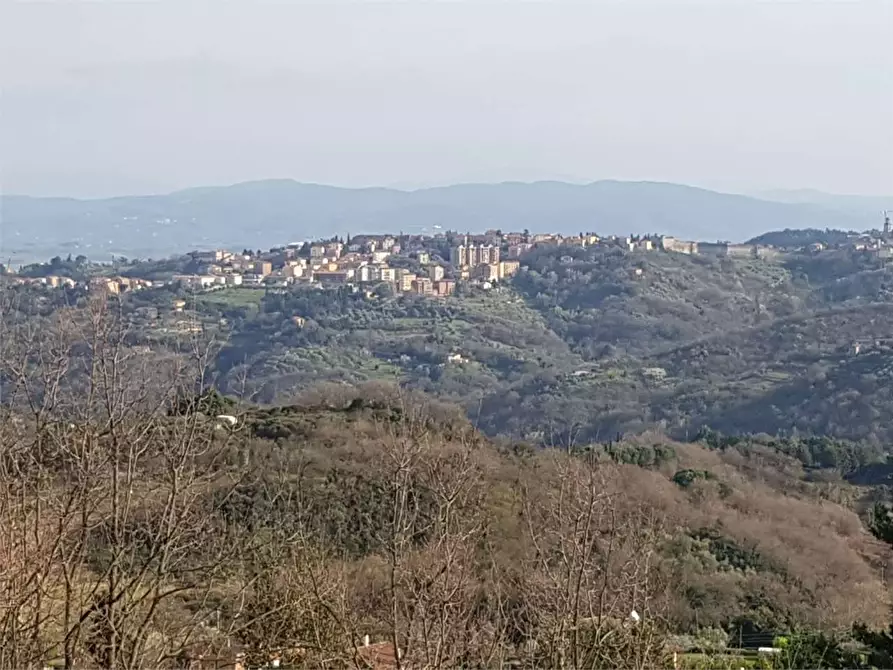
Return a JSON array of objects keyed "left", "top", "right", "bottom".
[
  {"left": 215, "top": 414, "right": 238, "bottom": 429},
  {"left": 642, "top": 367, "right": 668, "bottom": 381}
]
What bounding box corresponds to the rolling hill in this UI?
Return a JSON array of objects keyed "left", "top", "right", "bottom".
[{"left": 186, "top": 242, "right": 893, "bottom": 448}]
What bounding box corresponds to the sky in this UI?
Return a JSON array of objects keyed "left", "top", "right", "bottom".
[{"left": 1, "top": 0, "right": 892, "bottom": 198}]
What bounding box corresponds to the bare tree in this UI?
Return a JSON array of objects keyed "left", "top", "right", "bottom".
[
  {"left": 0, "top": 288, "right": 672, "bottom": 670},
  {"left": 0, "top": 291, "right": 252, "bottom": 669},
  {"left": 517, "top": 451, "right": 669, "bottom": 669},
  {"left": 368, "top": 392, "right": 505, "bottom": 669},
  {"left": 234, "top": 538, "right": 365, "bottom": 669},
  {"left": 225, "top": 447, "right": 367, "bottom": 669}
]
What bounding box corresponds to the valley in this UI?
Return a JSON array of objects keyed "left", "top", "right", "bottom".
[{"left": 6, "top": 225, "right": 893, "bottom": 666}]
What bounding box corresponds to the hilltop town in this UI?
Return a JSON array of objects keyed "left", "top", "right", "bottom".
[
  {"left": 0, "top": 212, "right": 893, "bottom": 308},
  {"left": 6, "top": 214, "right": 893, "bottom": 299}
]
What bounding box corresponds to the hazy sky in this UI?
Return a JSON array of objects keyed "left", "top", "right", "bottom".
[{"left": 2, "top": 0, "right": 892, "bottom": 198}]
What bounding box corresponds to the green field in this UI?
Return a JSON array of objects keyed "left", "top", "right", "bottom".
[{"left": 195, "top": 287, "right": 267, "bottom": 308}]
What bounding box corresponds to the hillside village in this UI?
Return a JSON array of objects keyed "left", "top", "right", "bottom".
[{"left": 5, "top": 215, "right": 893, "bottom": 300}]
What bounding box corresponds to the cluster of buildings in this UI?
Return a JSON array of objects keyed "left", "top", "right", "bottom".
[
  {"left": 89, "top": 276, "right": 155, "bottom": 294},
  {"left": 0, "top": 229, "right": 778, "bottom": 301},
  {"left": 670, "top": 214, "right": 893, "bottom": 259},
  {"left": 167, "top": 230, "right": 626, "bottom": 296},
  {"left": 3, "top": 274, "right": 158, "bottom": 293},
  {"left": 663, "top": 237, "right": 783, "bottom": 260},
  {"left": 176, "top": 236, "right": 459, "bottom": 297},
  {"left": 817, "top": 217, "right": 893, "bottom": 258},
  {"left": 20, "top": 219, "right": 893, "bottom": 303},
  {"left": 5, "top": 274, "right": 78, "bottom": 289},
  {"left": 449, "top": 237, "right": 521, "bottom": 283}
]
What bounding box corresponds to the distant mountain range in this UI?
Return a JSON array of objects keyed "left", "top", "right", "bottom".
[
  {"left": 2, "top": 180, "right": 890, "bottom": 264},
  {"left": 755, "top": 188, "right": 892, "bottom": 218}
]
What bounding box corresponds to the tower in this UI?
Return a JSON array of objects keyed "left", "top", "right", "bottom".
[
  {"left": 449, "top": 245, "right": 467, "bottom": 267},
  {"left": 885, "top": 210, "right": 891, "bottom": 238}
]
